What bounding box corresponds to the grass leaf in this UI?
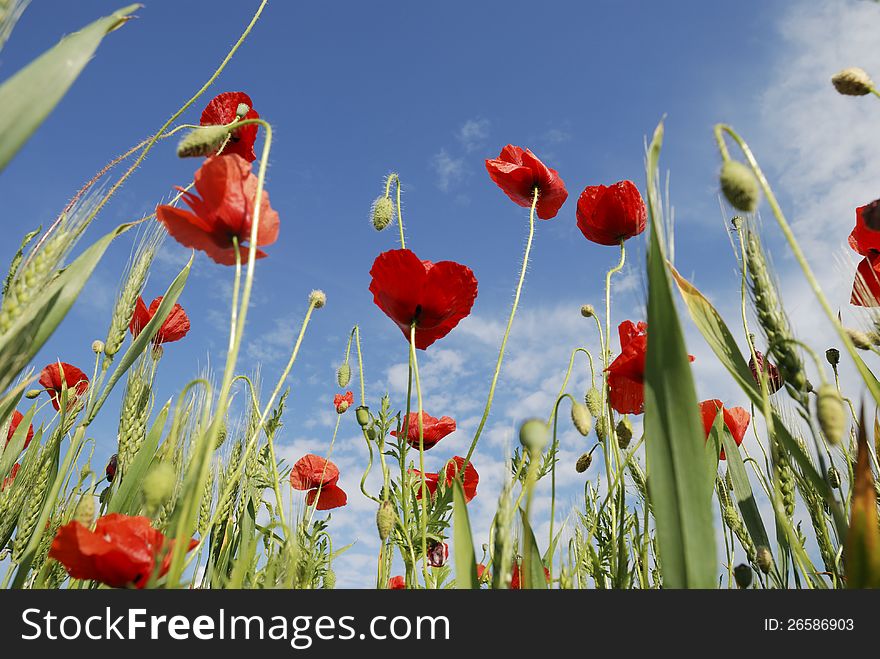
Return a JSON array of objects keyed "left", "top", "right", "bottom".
[
  {"left": 452, "top": 480, "right": 478, "bottom": 589},
  {"left": 845, "top": 408, "right": 880, "bottom": 588}
]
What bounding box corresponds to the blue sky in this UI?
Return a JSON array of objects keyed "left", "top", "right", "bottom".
[{"left": 2, "top": 0, "right": 879, "bottom": 587}]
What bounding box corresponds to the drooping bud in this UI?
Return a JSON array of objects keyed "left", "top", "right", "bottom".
[
  {"left": 142, "top": 463, "right": 176, "bottom": 512},
  {"left": 825, "top": 348, "right": 840, "bottom": 367},
  {"left": 177, "top": 124, "right": 231, "bottom": 158},
  {"left": 91, "top": 340, "right": 105, "bottom": 354},
  {"left": 733, "top": 563, "right": 753, "bottom": 589},
  {"left": 376, "top": 500, "right": 395, "bottom": 541},
  {"left": 831, "top": 67, "right": 874, "bottom": 96},
  {"left": 585, "top": 387, "right": 602, "bottom": 417},
  {"left": 720, "top": 159, "right": 761, "bottom": 213},
  {"left": 309, "top": 290, "right": 326, "bottom": 309},
  {"left": 355, "top": 406, "right": 371, "bottom": 428},
  {"left": 616, "top": 417, "right": 633, "bottom": 450},
  {"left": 105, "top": 454, "right": 118, "bottom": 483},
  {"left": 519, "top": 418, "right": 548, "bottom": 455},
  {"left": 595, "top": 416, "right": 608, "bottom": 443},
  {"left": 25, "top": 389, "right": 40, "bottom": 399},
  {"left": 846, "top": 328, "right": 872, "bottom": 350},
  {"left": 580, "top": 304, "right": 595, "bottom": 318},
  {"left": 570, "top": 402, "right": 593, "bottom": 437},
  {"left": 337, "top": 363, "right": 352, "bottom": 388},
  {"left": 371, "top": 196, "right": 394, "bottom": 232},
  {"left": 755, "top": 545, "right": 773, "bottom": 574},
  {"left": 827, "top": 465, "right": 841, "bottom": 490},
  {"left": 74, "top": 494, "right": 96, "bottom": 527},
  {"left": 575, "top": 452, "right": 593, "bottom": 473},
  {"left": 816, "top": 383, "right": 845, "bottom": 445}
]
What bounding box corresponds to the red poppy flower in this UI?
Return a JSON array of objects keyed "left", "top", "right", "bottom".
[
  {"left": 476, "top": 563, "right": 489, "bottom": 581},
  {"left": 200, "top": 92, "right": 260, "bottom": 162},
  {"left": 510, "top": 563, "right": 551, "bottom": 589},
  {"left": 289, "top": 454, "right": 347, "bottom": 511},
  {"left": 605, "top": 321, "right": 694, "bottom": 415},
  {"left": 699, "top": 399, "right": 751, "bottom": 460},
  {"left": 39, "top": 362, "right": 89, "bottom": 412},
  {"left": 369, "top": 249, "right": 478, "bottom": 350},
  {"left": 748, "top": 351, "right": 783, "bottom": 394},
  {"left": 390, "top": 412, "right": 456, "bottom": 450},
  {"left": 106, "top": 454, "right": 118, "bottom": 483},
  {"left": 388, "top": 576, "right": 406, "bottom": 589},
  {"left": 129, "top": 296, "right": 190, "bottom": 345},
  {"left": 427, "top": 542, "right": 449, "bottom": 568},
  {"left": 156, "top": 155, "right": 280, "bottom": 266},
  {"left": 334, "top": 391, "right": 354, "bottom": 414},
  {"left": 48, "top": 513, "right": 197, "bottom": 589},
  {"left": 413, "top": 456, "right": 479, "bottom": 503},
  {"left": 485, "top": 145, "right": 568, "bottom": 220},
  {"left": 849, "top": 201, "right": 880, "bottom": 306},
  {"left": 2, "top": 463, "right": 19, "bottom": 491},
  {"left": 576, "top": 180, "right": 647, "bottom": 246},
  {"left": 5, "top": 410, "right": 34, "bottom": 452}
]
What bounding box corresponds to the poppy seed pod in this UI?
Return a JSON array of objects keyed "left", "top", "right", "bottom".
[
  {"left": 595, "top": 416, "right": 608, "bottom": 443},
  {"left": 827, "top": 465, "right": 841, "bottom": 490},
  {"left": 720, "top": 160, "right": 761, "bottom": 213},
  {"left": 235, "top": 102, "right": 251, "bottom": 118},
  {"left": 575, "top": 452, "right": 593, "bottom": 473},
  {"left": 585, "top": 387, "right": 602, "bottom": 417},
  {"left": 519, "top": 418, "right": 548, "bottom": 455},
  {"left": 142, "top": 463, "right": 176, "bottom": 511},
  {"left": 91, "top": 340, "right": 105, "bottom": 354},
  {"left": 337, "top": 363, "right": 352, "bottom": 388},
  {"left": 733, "top": 564, "right": 753, "bottom": 589},
  {"left": 816, "top": 384, "right": 845, "bottom": 445},
  {"left": 371, "top": 196, "right": 394, "bottom": 232},
  {"left": 755, "top": 546, "right": 773, "bottom": 574},
  {"left": 355, "top": 406, "right": 371, "bottom": 428},
  {"left": 176, "top": 124, "right": 231, "bottom": 158},
  {"left": 376, "top": 500, "right": 395, "bottom": 541},
  {"left": 616, "top": 417, "right": 633, "bottom": 450},
  {"left": 74, "top": 494, "right": 95, "bottom": 527},
  {"left": 570, "top": 402, "right": 593, "bottom": 437},
  {"left": 580, "top": 304, "right": 595, "bottom": 318},
  {"left": 825, "top": 347, "right": 840, "bottom": 366},
  {"left": 309, "top": 290, "right": 326, "bottom": 308},
  {"left": 831, "top": 67, "right": 874, "bottom": 96},
  {"left": 24, "top": 389, "right": 40, "bottom": 399}
]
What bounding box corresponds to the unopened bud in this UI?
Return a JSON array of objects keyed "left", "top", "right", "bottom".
[
  {"left": 355, "top": 406, "right": 371, "bottom": 428},
  {"left": 177, "top": 124, "right": 230, "bottom": 158},
  {"left": 309, "top": 290, "right": 326, "bottom": 309},
  {"left": 105, "top": 454, "right": 118, "bottom": 483},
  {"left": 25, "top": 389, "right": 40, "bottom": 399},
  {"left": 575, "top": 452, "right": 593, "bottom": 473},
  {"left": 377, "top": 500, "right": 395, "bottom": 541},
  {"left": 756, "top": 545, "right": 773, "bottom": 574},
  {"left": 519, "top": 418, "right": 548, "bottom": 455},
  {"left": 570, "top": 402, "right": 592, "bottom": 437},
  {"left": 74, "top": 494, "right": 95, "bottom": 527},
  {"left": 616, "top": 417, "right": 633, "bottom": 450},
  {"left": 580, "top": 304, "right": 595, "bottom": 318},
  {"left": 585, "top": 387, "right": 602, "bottom": 417},
  {"left": 595, "top": 416, "right": 608, "bottom": 443},
  {"left": 337, "top": 363, "right": 352, "bottom": 387},
  {"left": 831, "top": 67, "right": 874, "bottom": 96},
  {"left": 143, "top": 463, "right": 176, "bottom": 511},
  {"left": 825, "top": 348, "right": 840, "bottom": 366},
  {"left": 720, "top": 159, "right": 761, "bottom": 213},
  {"left": 846, "top": 328, "right": 872, "bottom": 350},
  {"left": 827, "top": 465, "right": 841, "bottom": 490},
  {"left": 91, "top": 340, "right": 105, "bottom": 354},
  {"left": 371, "top": 196, "right": 394, "bottom": 232},
  {"left": 733, "top": 563, "right": 753, "bottom": 589},
  {"left": 816, "top": 383, "right": 845, "bottom": 445}
]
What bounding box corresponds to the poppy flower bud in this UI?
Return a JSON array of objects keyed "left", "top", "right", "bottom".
[
  {"left": 816, "top": 384, "right": 845, "bottom": 445},
  {"left": 105, "top": 454, "right": 118, "bottom": 483},
  {"left": 846, "top": 328, "right": 872, "bottom": 349},
  {"left": 371, "top": 196, "right": 394, "bottom": 232},
  {"left": 355, "top": 405, "right": 371, "bottom": 428},
  {"left": 749, "top": 351, "right": 783, "bottom": 394},
  {"left": 337, "top": 363, "right": 352, "bottom": 387},
  {"left": 25, "top": 389, "right": 40, "bottom": 399},
  {"left": 825, "top": 348, "right": 840, "bottom": 366},
  {"left": 585, "top": 387, "right": 602, "bottom": 417},
  {"left": 377, "top": 500, "right": 395, "bottom": 541},
  {"left": 831, "top": 67, "right": 874, "bottom": 96},
  {"left": 827, "top": 465, "right": 841, "bottom": 490},
  {"left": 235, "top": 102, "right": 251, "bottom": 118},
  {"left": 336, "top": 400, "right": 350, "bottom": 414},
  {"left": 519, "top": 418, "right": 548, "bottom": 455},
  {"left": 427, "top": 542, "right": 449, "bottom": 568},
  {"left": 91, "top": 340, "right": 105, "bottom": 354},
  {"left": 570, "top": 402, "right": 593, "bottom": 437},
  {"left": 580, "top": 304, "right": 595, "bottom": 318},
  {"left": 309, "top": 290, "right": 326, "bottom": 308},
  {"left": 733, "top": 563, "right": 753, "bottom": 589},
  {"left": 755, "top": 545, "right": 773, "bottom": 574},
  {"left": 74, "top": 494, "right": 95, "bottom": 527},
  {"left": 142, "top": 462, "right": 176, "bottom": 511},
  {"left": 177, "top": 124, "right": 231, "bottom": 158},
  {"left": 595, "top": 416, "right": 609, "bottom": 443},
  {"left": 575, "top": 452, "right": 593, "bottom": 473},
  {"left": 720, "top": 160, "right": 761, "bottom": 213},
  {"left": 322, "top": 569, "right": 336, "bottom": 589},
  {"left": 616, "top": 417, "right": 633, "bottom": 450}
]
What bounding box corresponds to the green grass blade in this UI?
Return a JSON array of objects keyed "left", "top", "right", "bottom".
[
  {"left": 721, "top": 430, "right": 771, "bottom": 551},
  {"left": 519, "top": 508, "right": 547, "bottom": 590},
  {"left": 452, "top": 480, "right": 478, "bottom": 589},
  {"left": 845, "top": 409, "right": 880, "bottom": 588},
  {"left": 0, "top": 4, "right": 139, "bottom": 172}
]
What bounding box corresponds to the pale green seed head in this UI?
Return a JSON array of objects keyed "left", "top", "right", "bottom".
[{"left": 720, "top": 160, "right": 760, "bottom": 213}]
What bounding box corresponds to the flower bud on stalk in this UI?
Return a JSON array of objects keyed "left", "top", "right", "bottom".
[
  {"left": 585, "top": 387, "right": 602, "bottom": 417},
  {"left": 177, "top": 124, "right": 231, "bottom": 158},
  {"left": 831, "top": 67, "right": 874, "bottom": 96},
  {"left": 825, "top": 348, "right": 840, "bottom": 367},
  {"left": 371, "top": 196, "right": 394, "bottom": 232},
  {"left": 595, "top": 416, "right": 609, "bottom": 443},
  {"left": 143, "top": 463, "right": 176, "bottom": 513},
  {"left": 616, "top": 417, "right": 633, "bottom": 450},
  {"left": 337, "top": 363, "right": 351, "bottom": 387},
  {"left": 570, "top": 402, "right": 592, "bottom": 437},
  {"left": 734, "top": 564, "right": 753, "bottom": 589},
  {"left": 755, "top": 546, "right": 773, "bottom": 574},
  {"left": 322, "top": 569, "right": 336, "bottom": 589},
  {"left": 575, "top": 452, "right": 593, "bottom": 473},
  {"left": 376, "top": 500, "right": 395, "bottom": 541},
  {"left": 720, "top": 160, "right": 761, "bottom": 213},
  {"left": 519, "top": 418, "right": 548, "bottom": 456},
  {"left": 309, "top": 290, "right": 326, "bottom": 309},
  {"left": 816, "top": 384, "right": 845, "bottom": 445},
  {"left": 580, "top": 304, "right": 595, "bottom": 318},
  {"left": 91, "top": 340, "right": 105, "bottom": 354}
]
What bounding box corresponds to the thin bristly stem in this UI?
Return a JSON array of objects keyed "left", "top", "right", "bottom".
[{"left": 409, "top": 324, "right": 430, "bottom": 586}]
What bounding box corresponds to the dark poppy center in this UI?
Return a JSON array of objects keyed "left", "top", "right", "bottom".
[
  {"left": 863, "top": 199, "right": 880, "bottom": 231},
  {"left": 413, "top": 304, "right": 422, "bottom": 322}
]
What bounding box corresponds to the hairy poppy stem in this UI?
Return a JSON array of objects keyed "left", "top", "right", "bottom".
[
  {"left": 409, "top": 323, "right": 430, "bottom": 587},
  {"left": 384, "top": 173, "right": 405, "bottom": 249},
  {"left": 305, "top": 415, "right": 343, "bottom": 528},
  {"left": 464, "top": 187, "right": 540, "bottom": 469}
]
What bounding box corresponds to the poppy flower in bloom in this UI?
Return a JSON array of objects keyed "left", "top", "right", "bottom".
[
  {"left": 369, "top": 249, "right": 478, "bottom": 350},
  {"left": 129, "top": 296, "right": 191, "bottom": 345},
  {"left": 200, "top": 92, "right": 260, "bottom": 162},
  {"left": 289, "top": 454, "right": 347, "bottom": 511},
  {"left": 510, "top": 563, "right": 551, "bottom": 589},
  {"left": 699, "top": 399, "right": 751, "bottom": 460},
  {"left": 427, "top": 542, "right": 449, "bottom": 568},
  {"left": 106, "top": 454, "right": 118, "bottom": 483},
  {"left": 5, "top": 410, "right": 34, "bottom": 452},
  {"left": 476, "top": 563, "right": 489, "bottom": 582},
  {"left": 748, "top": 351, "right": 783, "bottom": 394},
  {"left": 388, "top": 576, "right": 406, "bottom": 589},
  {"left": 606, "top": 321, "right": 693, "bottom": 415},
  {"left": 156, "top": 155, "right": 280, "bottom": 266},
  {"left": 48, "top": 514, "right": 197, "bottom": 589},
  {"left": 848, "top": 200, "right": 880, "bottom": 306},
  {"left": 390, "top": 412, "right": 456, "bottom": 450},
  {"left": 413, "top": 456, "right": 479, "bottom": 503},
  {"left": 576, "top": 180, "right": 647, "bottom": 246},
  {"left": 39, "top": 362, "right": 89, "bottom": 412},
  {"left": 2, "top": 463, "right": 19, "bottom": 491},
  {"left": 485, "top": 145, "right": 568, "bottom": 220},
  {"left": 333, "top": 391, "right": 354, "bottom": 414}
]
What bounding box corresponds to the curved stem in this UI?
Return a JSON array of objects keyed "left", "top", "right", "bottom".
[{"left": 384, "top": 173, "right": 405, "bottom": 249}]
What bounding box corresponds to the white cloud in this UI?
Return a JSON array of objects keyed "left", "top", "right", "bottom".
[
  {"left": 456, "top": 118, "right": 490, "bottom": 152},
  {"left": 430, "top": 148, "right": 466, "bottom": 192}
]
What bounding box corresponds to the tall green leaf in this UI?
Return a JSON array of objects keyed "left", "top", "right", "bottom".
[
  {"left": 721, "top": 428, "right": 771, "bottom": 552},
  {"left": 845, "top": 409, "right": 880, "bottom": 588},
  {"left": 452, "top": 480, "right": 478, "bottom": 589},
  {"left": 519, "top": 508, "right": 547, "bottom": 590},
  {"left": 643, "top": 119, "right": 717, "bottom": 588},
  {"left": 0, "top": 4, "right": 139, "bottom": 172}
]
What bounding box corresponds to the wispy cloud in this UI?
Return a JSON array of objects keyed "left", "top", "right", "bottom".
[
  {"left": 430, "top": 148, "right": 466, "bottom": 192},
  {"left": 456, "top": 118, "right": 490, "bottom": 152}
]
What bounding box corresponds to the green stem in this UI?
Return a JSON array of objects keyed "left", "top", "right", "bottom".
[{"left": 409, "top": 324, "right": 430, "bottom": 587}]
